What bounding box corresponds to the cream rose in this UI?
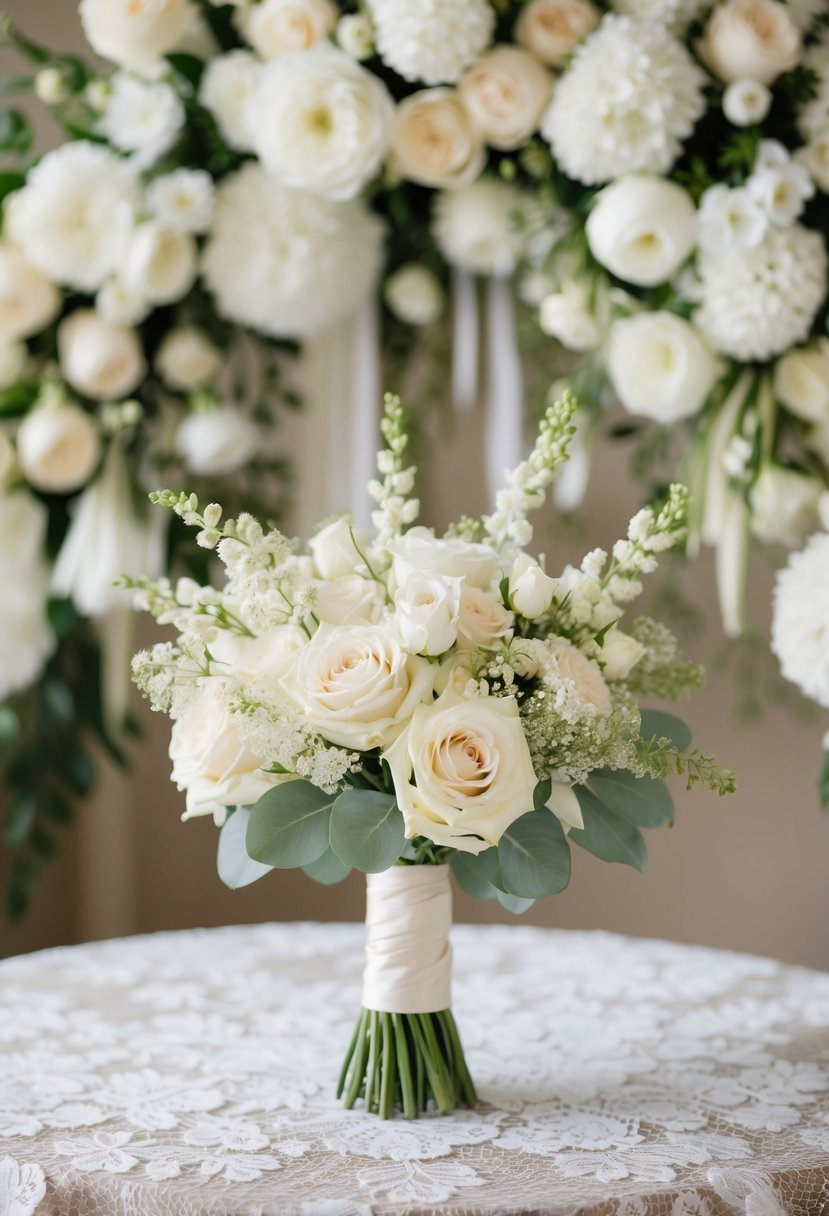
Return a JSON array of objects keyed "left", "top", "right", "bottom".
[
  {"left": 309, "top": 517, "right": 369, "bottom": 579},
  {"left": 281, "top": 623, "right": 434, "bottom": 750},
  {"left": 586, "top": 175, "right": 697, "bottom": 287},
  {"left": 697, "top": 0, "right": 801, "bottom": 86},
  {"left": 313, "top": 575, "right": 385, "bottom": 626},
  {"left": 395, "top": 570, "right": 462, "bottom": 656},
  {"left": 209, "top": 625, "right": 307, "bottom": 685},
  {"left": 387, "top": 526, "right": 502, "bottom": 590},
  {"left": 384, "top": 692, "right": 538, "bottom": 854},
  {"left": 457, "top": 585, "right": 514, "bottom": 650},
  {"left": 607, "top": 312, "right": 721, "bottom": 423},
  {"left": 80, "top": 0, "right": 197, "bottom": 67},
  {"left": 514, "top": 0, "right": 600, "bottom": 68},
  {"left": 509, "top": 553, "right": 557, "bottom": 619},
  {"left": 237, "top": 0, "right": 337, "bottom": 56},
  {"left": 0, "top": 247, "right": 60, "bottom": 341},
  {"left": 0, "top": 342, "right": 26, "bottom": 390},
  {"left": 458, "top": 45, "right": 553, "bottom": 151},
  {"left": 122, "top": 222, "right": 197, "bottom": 306},
  {"left": 176, "top": 407, "right": 260, "bottom": 476},
  {"left": 155, "top": 326, "right": 222, "bottom": 392},
  {"left": 58, "top": 310, "right": 145, "bottom": 402},
  {"left": 751, "top": 463, "right": 822, "bottom": 547},
  {"left": 170, "top": 682, "right": 287, "bottom": 824},
  {"left": 16, "top": 403, "right": 101, "bottom": 493},
  {"left": 774, "top": 341, "right": 829, "bottom": 423},
  {"left": 388, "top": 89, "right": 485, "bottom": 190},
  {"left": 549, "top": 636, "right": 611, "bottom": 713},
  {"left": 600, "top": 629, "right": 646, "bottom": 681}
]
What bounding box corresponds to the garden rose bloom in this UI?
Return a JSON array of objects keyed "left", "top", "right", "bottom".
[
  {"left": 586, "top": 175, "right": 697, "bottom": 287},
  {"left": 309, "top": 517, "right": 368, "bottom": 579},
  {"left": 16, "top": 403, "right": 101, "bottom": 493},
  {"left": 549, "top": 636, "right": 612, "bottom": 713},
  {"left": 384, "top": 692, "right": 538, "bottom": 854},
  {"left": 57, "top": 310, "right": 146, "bottom": 402},
  {"left": 176, "top": 407, "right": 260, "bottom": 476},
  {"left": 774, "top": 341, "right": 829, "bottom": 423},
  {"left": 384, "top": 265, "right": 443, "bottom": 326},
  {"left": 0, "top": 490, "right": 54, "bottom": 700},
  {"left": 514, "top": 0, "right": 600, "bottom": 67},
  {"left": 388, "top": 90, "right": 485, "bottom": 190},
  {"left": 607, "top": 312, "right": 721, "bottom": 423},
  {"left": 457, "top": 585, "right": 514, "bottom": 649},
  {"left": 122, "top": 221, "right": 197, "bottom": 306},
  {"left": 0, "top": 247, "right": 60, "bottom": 341},
  {"left": 237, "top": 0, "right": 337, "bottom": 57},
  {"left": 209, "top": 626, "right": 307, "bottom": 685},
  {"left": 80, "top": 0, "right": 196, "bottom": 67},
  {"left": 697, "top": 0, "right": 801, "bottom": 85},
  {"left": 459, "top": 46, "right": 552, "bottom": 151},
  {"left": 395, "top": 570, "right": 462, "bottom": 656},
  {"left": 155, "top": 326, "right": 222, "bottom": 392},
  {"left": 313, "top": 575, "right": 385, "bottom": 626},
  {"left": 388, "top": 527, "right": 502, "bottom": 589},
  {"left": 600, "top": 629, "right": 646, "bottom": 680}
]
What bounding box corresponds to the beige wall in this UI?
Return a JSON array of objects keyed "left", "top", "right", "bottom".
[{"left": 3, "top": 0, "right": 829, "bottom": 970}]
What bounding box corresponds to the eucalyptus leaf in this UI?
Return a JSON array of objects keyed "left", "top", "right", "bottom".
[
  {"left": 329, "top": 790, "right": 405, "bottom": 873},
  {"left": 588, "top": 769, "right": 675, "bottom": 828},
  {"left": 450, "top": 849, "right": 501, "bottom": 901},
  {"left": 246, "top": 781, "right": 335, "bottom": 868},
  {"left": 217, "top": 807, "right": 273, "bottom": 890},
  {"left": 498, "top": 810, "right": 571, "bottom": 898},
  {"left": 533, "top": 777, "right": 552, "bottom": 810},
  {"left": 495, "top": 889, "right": 536, "bottom": 915},
  {"left": 572, "top": 787, "right": 648, "bottom": 872},
  {"left": 4, "top": 792, "right": 35, "bottom": 848},
  {"left": 302, "top": 848, "right": 351, "bottom": 886},
  {"left": 639, "top": 709, "right": 692, "bottom": 752}
]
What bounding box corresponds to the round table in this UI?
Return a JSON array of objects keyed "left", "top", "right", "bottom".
[{"left": 3, "top": 923, "right": 829, "bottom": 1216}]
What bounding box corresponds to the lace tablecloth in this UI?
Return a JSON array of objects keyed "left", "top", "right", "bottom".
[{"left": 3, "top": 923, "right": 829, "bottom": 1216}]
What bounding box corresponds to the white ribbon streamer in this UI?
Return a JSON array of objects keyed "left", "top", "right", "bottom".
[
  {"left": 484, "top": 275, "right": 524, "bottom": 505},
  {"left": 451, "top": 269, "right": 479, "bottom": 413},
  {"left": 349, "top": 294, "right": 381, "bottom": 532},
  {"left": 362, "top": 865, "right": 452, "bottom": 1014}
]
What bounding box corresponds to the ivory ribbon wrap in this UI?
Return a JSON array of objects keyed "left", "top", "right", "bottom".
[{"left": 362, "top": 865, "right": 452, "bottom": 1014}]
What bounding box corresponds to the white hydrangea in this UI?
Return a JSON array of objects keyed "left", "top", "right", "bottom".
[
  {"left": 694, "top": 223, "right": 828, "bottom": 361},
  {"left": 146, "top": 169, "right": 215, "bottom": 233},
  {"left": 201, "top": 161, "right": 385, "bottom": 339},
  {"left": 5, "top": 142, "right": 140, "bottom": 293},
  {"left": 433, "top": 180, "right": 534, "bottom": 277},
  {"left": 98, "top": 72, "right": 185, "bottom": 169},
  {"left": 608, "top": 0, "right": 706, "bottom": 33},
  {"left": 772, "top": 531, "right": 829, "bottom": 707},
  {"left": 540, "top": 15, "right": 706, "bottom": 185},
  {"left": 367, "top": 0, "right": 495, "bottom": 86},
  {"left": 0, "top": 490, "right": 54, "bottom": 699}
]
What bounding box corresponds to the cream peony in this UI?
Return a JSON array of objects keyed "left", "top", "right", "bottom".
[
  {"left": 389, "top": 89, "right": 485, "bottom": 190},
  {"left": 281, "top": 623, "right": 434, "bottom": 750},
  {"left": 146, "top": 169, "right": 215, "bottom": 234},
  {"left": 395, "top": 570, "right": 462, "bottom": 656},
  {"left": 384, "top": 264, "right": 443, "bottom": 326},
  {"left": 155, "top": 326, "right": 222, "bottom": 392},
  {"left": 98, "top": 73, "right": 185, "bottom": 169},
  {"left": 772, "top": 531, "right": 829, "bottom": 707},
  {"left": 607, "top": 312, "right": 721, "bottom": 423},
  {"left": 601, "top": 629, "right": 646, "bottom": 680},
  {"left": 201, "top": 162, "right": 385, "bottom": 339},
  {"left": 0, "top": 490, "right": 54, "bottom": 700},
  {"left": 509, "top": 553, "right": 557, "bottom": 619},
  {"left": 0, "top": 247, "right": 60, "bottom": 342},
  {"left": 309, "top": 517, "right": 368, "bottom": 579},
  {"left": 253, "top": 46, "right": 393, "bottom": 201},
  {"left": 237, "top": 0, "right": 337, "bottom": 56},
  {"left": 16, "top": 402, "right": 101, "bottom": 494},
  {"left": 387, "top": 527, "right": 502, "bottom": 590},
  {"left": 457, "top": 585, "right": 514, "bottom": 649},
  {"left": 200, "top": 51, "right": 262, "bottom": 153},
  {"left": 515, "top": 0, "right": 600, "bottom": 67},
  {"left": 751, "top": 463, "right": 822, "bottom": 547},
  {"left": 384, "top": 692, "right": 538, "bottom": 854},
  {"left": 549, "top": 636, "right": 611, "bottom": 713},
  {"left": 313, "top": 575, "right": 385, "bottom": 626},
  {"left": 58, "top": 310, "right": 146, "bottom": 402},
  {"left": 122, "top": 221, "right": 197, "bottom": 306},
  {"left": 586, "top": 175, "right": 697, "bottom": 287},
  {"left": 698, "top": 0, "right": 801, "bottom": 86},
  {"left": 6, "top": 143, "right": 140, "bottom": 293},
  {"left": 80, "top": 0, "right": 197, "bottom": 67},
  {"left": 368, "top": 0, "right": 494, "bottom": 86},
  {"left": 774, "top": 342, "right": 829, "bottom": 423},
  {"left": 458, "top": 46, "right": 553, "bottom": 152},
  {"left": 539, "top": 282, "right": 601, "bottom": 352},
  {"left": 176, "top": 407, "right": 260, "bottom": 476},
  {"left": 433, "top": 179, "right": 530, "bottom": 276}
]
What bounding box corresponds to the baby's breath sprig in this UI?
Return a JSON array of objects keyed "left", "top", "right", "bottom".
[{"left": 368, "top": 393, "right": 419, "bottom": 551}]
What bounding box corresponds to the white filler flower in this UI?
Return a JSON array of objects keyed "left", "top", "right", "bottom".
[
  {"left": 0, "top": 490, "right": 54, "bottom": 700},
  {"left": 201, "top": 162, "right": 385, "bottom": 339},
  {"left": 772, "top": 531, "right": 829, "bottom": 707},
  {"left": 541, "top": 15, "right": 706, "bottom": 185},
  {"left": 368, "top": 0, "right": 494, "bottom": 85}
]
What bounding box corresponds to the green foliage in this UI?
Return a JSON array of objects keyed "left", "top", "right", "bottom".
[
  {"left": 639, "top": 709, "right": 692, "bottom": 752},
  {"left": 302, "top": 848, "right": 351, "bottom": 885},
  {"left": 498, "top": 810, "right": 571, "bottom": 897},
  {"left": 633, "top": 737, "right": 737, "bottom": 795},
  {"left": 820, "top": 749, "right": 829, "bottom": 812},
  {"left": 571, "top": 787, "right": 648, "bottom": 872},
  {"left": 329, "top": 790, "right": 406, "bottom": 873},
  {"left": 217, "top": 807, "right": 273, "bottom": 890},
  {"left": 588, "top": 769, "right": 675, "bottom": 829},
  {"left": 246, "top": 781, "right": 334, "bottom": 868},
  {"left": 450, "top": 849, "right": 502, "bottom": 901}
]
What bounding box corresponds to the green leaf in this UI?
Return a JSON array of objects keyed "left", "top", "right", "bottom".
[
  {"left": 571, "top": 787, "right": 648, "bottom": 872},
  {"left": 5, "top": 792, "right": 36, "bottom": 847},
  {"left": 820, "top": 749, "right": 829, "bottom": 811},
  {"left": 533, "top": 778, "right": 552, "bottom": 810},
  {"left": 450, "top": 849, "right": 501, "bottom": 901},
  {"left": 302, "top": 848, "right": 351, "bottom": 885},
  {"left": 498, "top": 810, "right": 571, "bottom": 898},
  {"left": 639, "top": 709, "right": 692, "bottom": 752},
  {"left": 495, "top": 889, "right": 536, "bottom": 915},
  {"left": 166, "top": 52, "right": 205, "bottom": 88},
  {"left": 58, "top": 746, "right": 94, "bottom": 796},
  {"left": 246, "top": 780, "right": 335, "bottom": 868},
  {"left": 0, "top": 107, "right": 32, "bottom": 154},
  {"left": 588, "top": 769, "right": 675, "bottom": 828},
  {"left": 217, "top": 807, "right": 273, "bottom": 889},
  {"left": 48, "top": 598, "right": 80, "bottom": 641},
  {"left": 329, "top": 790, "right": 405, "bottom": 873},
  {"left": 0, "top": 704, "right": 20, "bottom": 744}
]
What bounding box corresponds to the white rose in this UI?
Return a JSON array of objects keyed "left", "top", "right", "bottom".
[
  {"left": 387, "top": 526, "right": 502, "bottom": 590},
  {"left": 586, "top": 175, "right": 697, "bottom": 287},
  {"left": 457, "top": 584, "right": 514, "bottom": 649},
  {"left": 253, "top": 46, "right": 393, "bottom": 202},
  {"left": 433, "top": 179, "right": 530, "bottom": 276},
  {"left": 98, "top": 73, "right": 185, "bottom": 170},
  {"left": 384, "top": 264, "right": 443, "bottom": 326},
  {"left": 0, "top": 247, "right": 60, "bottom": 341},
  {"left": 16, "top": 403, "right": 101, "bottom": 493},
  {"left": 600, "top": 629, "right": 646, "bottom": 680},
  {"left": 607, "top": 312, "right": 721, "bottom": 423},
  {"left": 58, "top": 310, "right": 145, "bottom": 402},
  {"left": 200, "top": 51, "right": 262, "bottom": 153},
  {"left": 747, "top": 160, "right": 814, "bottom": 227},
  {"left": 337, "top": 13, "right": 374, "bottom": 59},
  {"left": 546, "top": 781, "right": 583, "bottom": 833},
  {"left": 96, "top": 279, "right": 150, "bottom": 328},
  {"left": 80, "top": 0, "right": 197, "bottom": 67},
  {"left": 697, "top": 184, "right": 768, "bottom": 256},
  {"left": 509, "top": 552, "right": 557, "bottom": 619},
  {"left": 794, "top": 128, "right": 829, "bottom": 194},
  {"left": 697, "top": 0, "right": 801, "bottom": 86},
  {"left": 0, "top": 342, "right": 26, "bottom": 390},
  {"left": 0, "top": 490, "right": 54, "bottom": 700},
  {"left": 388, "top": 89, "right": 485, "bottom": 190},
  {"left": 281, "top": 622, "right": 435, "bottom": 750},
  {"left": 209, "top": 625, "right": 307, "bottom": 684},
  {"left": 237, "top": 0, "right": 337, "bottom": 56},
  {"left": 122, "top": 222, "right": 197, "bottom": 306},
  {"left": 539, "top": 282, "right": 601, "bottom": 352},
  {"left": 145, "top": 168, "right": 215, "bottom": 235},
  {"left": 170, "top": 682, "right": 287, "bottom": 824},
  {"left": 176, "top": 407, "right": 260, "bottom": 476},
  {"left": 395, "top": 570, "right": 462, "bottom": 656},
  {"left": 549, "top": 636, "right": 612, "bottom": 713},
  {"left": 156, "top": 326, "right": 222, "bottom": 392},
  {"left": 514, "top": 0, "right": 600, "bottom": 68},
  {"left": 309, "top": 517, "right": 369, "bottom": 579},
  {"left": 458, "top": 45, "right": 553, "bottom": 152},
  {"left": 751, "top": 463, "right": 822, "bottom": 546},
  {"left": 314, "top": 575, "right": 385, "bottom": 626},
  {"left": 384, "top": 691, "right": 538, "bottom": 854},
  {"left": 723, "top": 78, "right": 772, "bottom": 125},
  {"left": 774, "top": 341, "right": 829, "bottom": 422}
]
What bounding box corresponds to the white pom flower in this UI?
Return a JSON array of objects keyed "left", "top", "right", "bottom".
[
  {"left": 200, "top": 51, "right": 262, "bottom": 153},
  {"left": 607, "top": 312, "right": 721, "bottom": 423},
  {"left": 540, "top": 16, "right": 706, "bottom": 185},
  {"left": 433, "top": 179, "right": 532, "bottom": 277},
  {"left": 538, "top": 282, "right": 601, "bottom": 352},
  {"left": 694, "top": 223, "right": 828, "bottom": 361},
  {"left": 608, "top": 0, "right": 706, "bottom": 33},
  {"left": 772, "top": 531, "right": 829, "bottom": 707},
  {"left": 367, "top": 0, "right": 495, "bottom": 86},
  {"left": 0, "top": 246, "right": 60, "bottom": 341},
  {"left": 176, "top": 406, "right": 260, "bottom": 475},
  {"left": 155, "top": 326, "right": 222, "bottom": 392},
  {"left": 98, "top": 73, "right": 185, "bottom": 169},
  {"left": 253, "top": 45, "right": 393, "bottom": 201},
  {"left": 336, "top": 13, "right": 374, "bottom": 59},
  {"left": 236, "top": 0, "right": 337, "bottom": 57},
  {"left": 586, "top": 174, "right": 697, "bottom": 287},
  {"left": 80, "top": 0, "right": 196, "bottom": 68},
  {"left": 146, "top": 169, "right": 215, "bottom": 234},
  {"left": 122, "top": 221, "right": 198, "bottom": 305},
  {"left": 723, "top": 78, "right": 772, "bottom": 126},
  {"left": 202, "top": 162, "right": 385, "bottom": 339},
  {"left": 697, "top": 184, "right": 768, "bottom": 256},
  {"left": 384, "top": 265, "right": 443, "bottom": 326},
  {"left": 0, "top": 490, "right": 54, "bottom": 700},
  {"left": 6, "top": 143, "right": 140, "bottom": 293}
]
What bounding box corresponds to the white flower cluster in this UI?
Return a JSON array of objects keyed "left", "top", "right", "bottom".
[{"left": 772, "top": 531, "right": 829, "bottom": 708}]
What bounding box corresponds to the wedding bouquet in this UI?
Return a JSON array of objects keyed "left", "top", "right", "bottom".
[{"left": 127, "top": 390, "right": 734, "bottom": 1119}]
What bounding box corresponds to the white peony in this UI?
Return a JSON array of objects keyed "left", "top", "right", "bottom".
[
  {"left": 237, "top": 0, "right": 337, "bottom": 56},
  {"left": 176, "top": 406, "right": 260, "bottom": 476},
  {"left": 395, "top": 570, "right": 462, "bottom": 656},
  {"left": 122, "top": 221, "right": 197, "bottom": 305},
  {"left": 368, "top": 0, "right": 494, "bottom": 86},
  {"left": 202, "top": 163, "right": 385, "bottom": 339},
  {"left": 155, "top": 326, "right": 222, "bottom": 392},
  {"left": 387, "top": 526, "right": 502, "bottom": 590},
  {"left": 540, "top": 16, "right": 706, "bottom": 185},
  {"left": 608, "top": 0, "right": 706, "bottom": 33},
  {"left": 458, "top": 45, "right": 553, "bottom": 152},
  {"left": 98, "top": 73, "right": 185, "bottom": 169},
  {"left": 694, "top": 223, "right": 828, "bottom": 361},
  {"left": 433, "top": 179, "right": 530, "bottom": 277},
  {"left": 0, "top": 490, "right": 54, "bottom": 700},
  {"left": 96, "top": 279, "right": 150, "bottom": 328},
  {"left": 6, "top": 143, "right": 140, "bottom": 293},
  {"left": 751, "top": 463, "right": 822, "bottom": 547},
  {"left": 200, "top": 51, "right": 262, "bottom": 153},
  {"left": 0, "top": 247, "right": 60, "bottom": 341},
  {"left": 384, "top": 264, "right": 443, "bottom": 326},
  {"left": 388, "top": 89, "right": 485, "bottom": 191},
  {"left": 697, "top": 184, "right": 768, "bottom": 256},
  {"left": 774, "top": 341, "right": 829, "bottom": 423},
  {"left": 253, "top": 45, "right": 393, "bottom": 201},
  {"left": 538, "top": 281, "right": 600, "bottom": 352},
  {"left": 146, "top": 169, "right": 215, "bottom": 234},
  {"left": 607, "top": 312, "right": 721, "bottom": 423},
  {"left": 336, "top": 13, "right": 374, "bottom": 59},
  {"left": 509, "top": 552, "right": 557, "bottom": 619},
  {"left": 16, "top": 402, "right": 101, "bottom": 493},
  {"left": 586, "top": 175, "right": 697, "bottom": 287},
  {"left": 80, "top": 0, "right": 197, "bottom": 67},
  {"left": 698, "top": 0, "right": 801, "bottom": 86},
  {"left": 515, "top": 0, "right": 600, "bottom": 68},
  {"left": 772, "top": 530, "right": 829, "bottom": 707},
  {"left": 58, "top": 310, "right": 146, "bottom": 402},
  {"left": 723, "top": 78, "right": 772, "bottom": 126}
]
